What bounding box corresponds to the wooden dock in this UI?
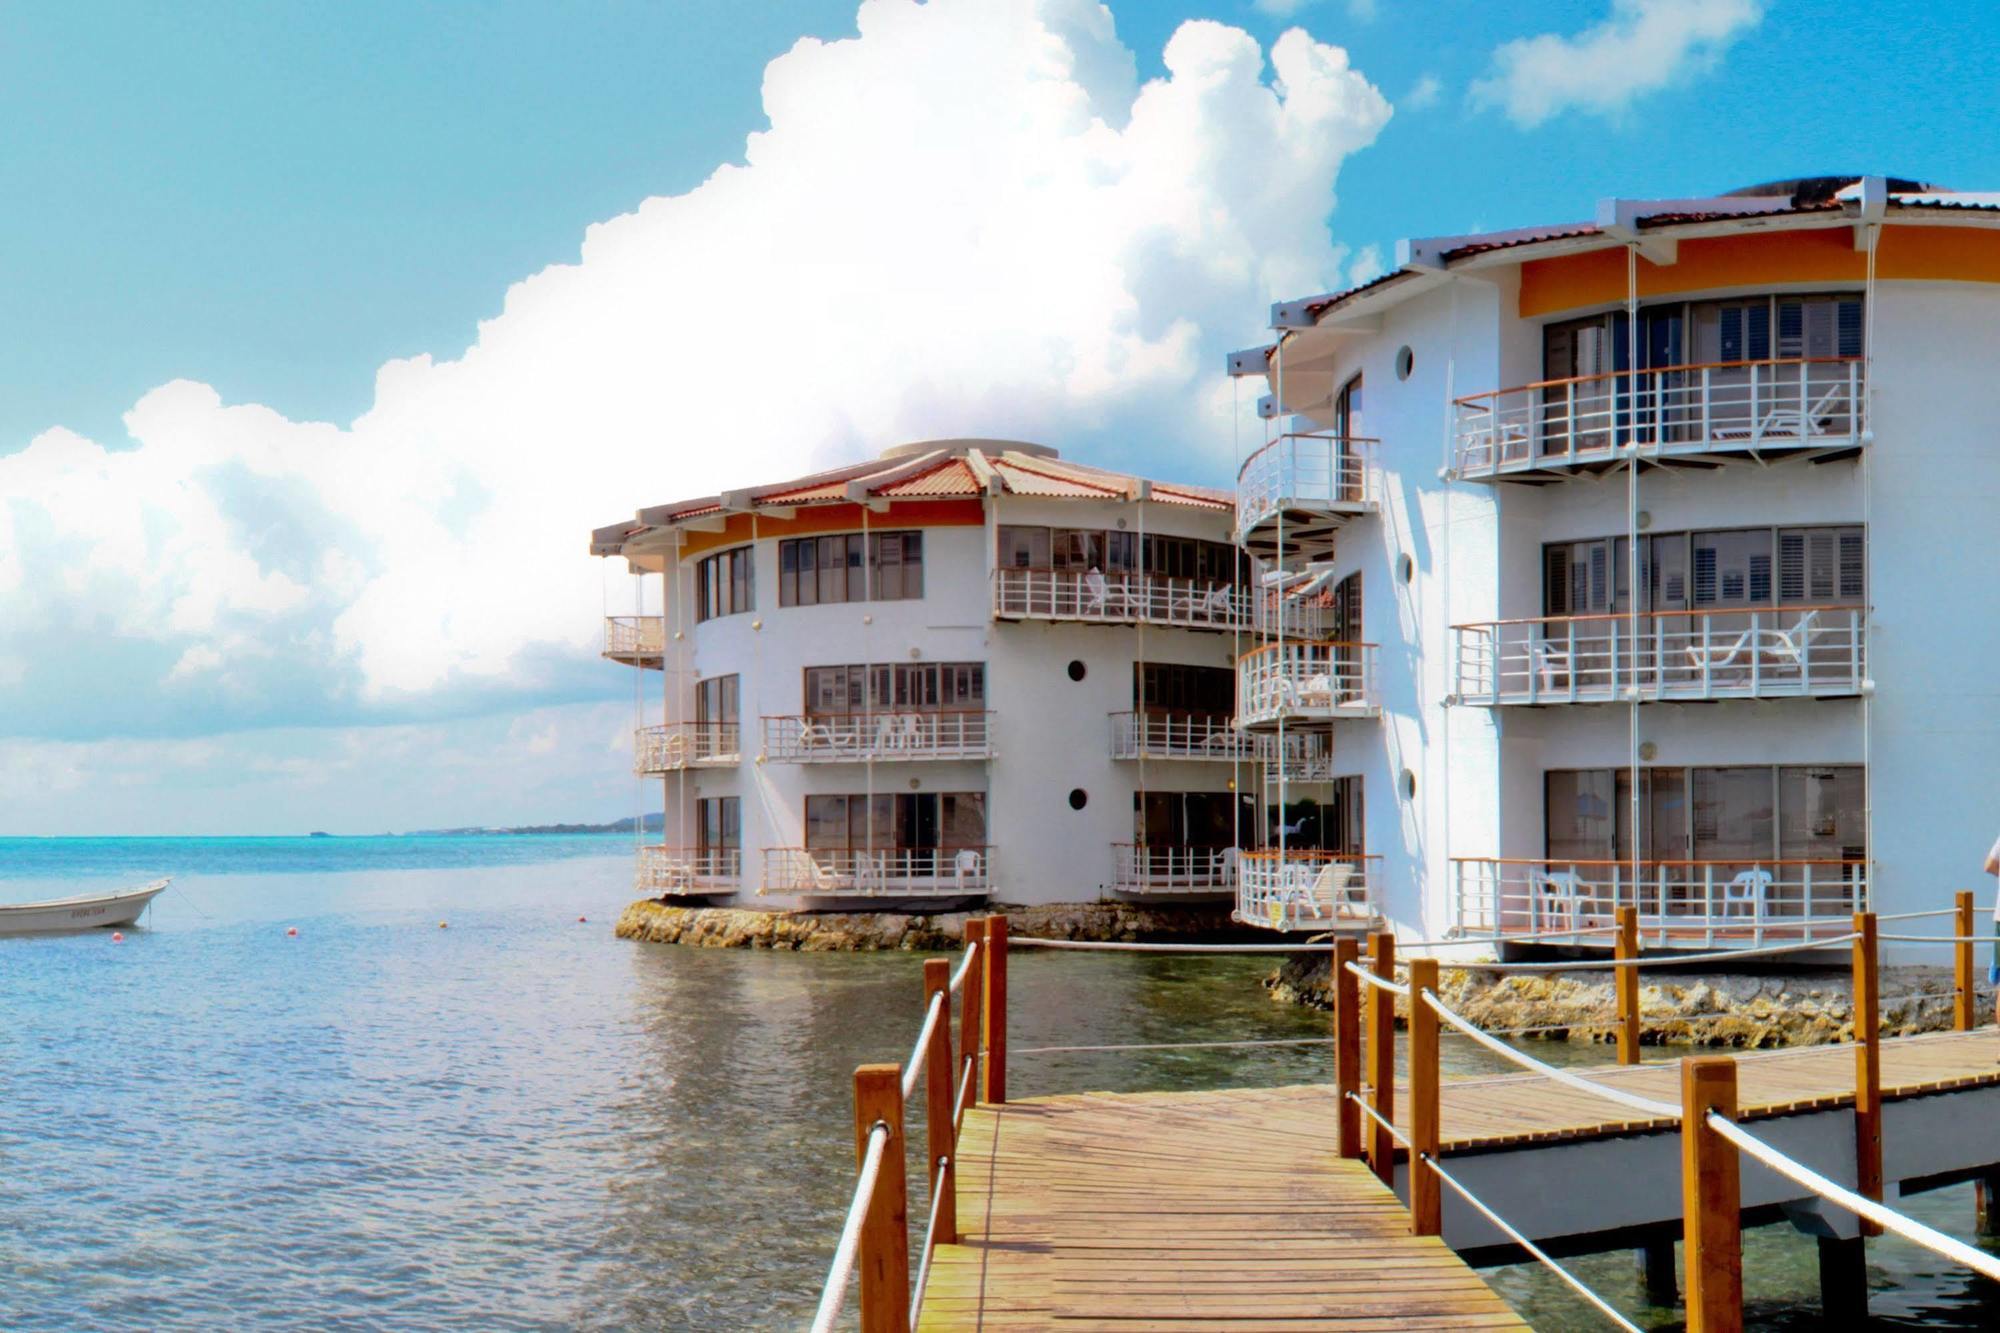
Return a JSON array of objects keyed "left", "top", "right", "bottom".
[{"left": 917, "top": 1086, "right": 1529, "bottom": 1330}]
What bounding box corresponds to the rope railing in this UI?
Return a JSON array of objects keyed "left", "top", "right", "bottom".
[
  {"left": 899, "top": 991, "right": 945, "bottom": 1104},
  {"left": 1703, "top": 1110, "right": 2000, "bottom": 1283},
  {"left": 1441, "top": 932, "right": 1860, "bottom": 973},
  {"left": 1343, "top": 958, "right": 1410, "bottom": 997},
  {"left": 1014, "top": 1036, "right": 1335, "bottom": 1056},
  {"left": 809, "top": 1121, "right": 890, "bottom": 1333},
  {"left": 907, "top": 1157, "right": 952, "bottom": 1331},
  {"left": 1347, "top": 1089, "right": 1410, "bottom": 1147},
  {"left": 1421, "top": 988, "right": 1682, "bottom": 1120},
  {"left": 948, "top": 941, "right": 978, "bottom": 993}
]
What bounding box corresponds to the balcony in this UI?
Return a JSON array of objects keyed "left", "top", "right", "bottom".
[
  {"left": 1261, "top": 732, "right": 1336, "bottom": 783},
  {"left": 762, "top": 847, "right": 991, "bottom": 898},
  {"left": 1453, "top": 606, "right": 1866, "bottom": 706},
  {"left": 633, "top": 722, "right": 740, "bottom": 773},
  {"left": 763, "top": 711, "right": 993, "bottom": 763},
  {"left": 1109, "top": 712, "right": 1258, "bottom": 762},
  {"left": 603, "top": 615, "right": 665, "bottom": 667},
  {"left": 1111, "top": 844, "right": 1237, "bottom": 895},
  {"left": 1236, "top": 642, "right": 1380, "bottom": 729},
  {"left": 1452, "top": 857, "right": 1867, "bottom": 948},
  {"left": 1234, "top": 851, "right": 1379, "bottom": 932},
  {"left": 1236, "top": 433, "right": 1378, "bottom": 562},
  {"left": 992, "top": 568, "right": 1253, "bottom": 633},
  {"left": 636, "top": 845, "right": 741, "bottom": 894},
  {"left": 1453, "top": 357, "right": 1865, "bottom": 482}
]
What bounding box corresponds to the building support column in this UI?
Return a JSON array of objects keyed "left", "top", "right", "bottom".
[
  {"left": 1634, "top": 1239, "right": 1677, "bottom": 1307},
  {"left": 1816, "top": 1236, "right": 1868, "bottom": 1324},
  {"left": 1975, "top": 1173, "right": 2000, "bottom": 1237}
]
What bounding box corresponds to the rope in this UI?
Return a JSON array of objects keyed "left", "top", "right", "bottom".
[
  {"left": 1426, "top": 1155, "right": 1645, "bottom": 1333},
  {"left": 949, "top": 942, "right": 978, "bottom": 993},
  {"left": 1878, "top": 933, "right": 1997, "bottom": 944},
  {"left": 1014, "top": 1036, "right": 1334, "bottom": 1056},
  {"left": 952, "top": 1057, "right": 976, "bottom": 1137},
  {"left": 1346, "top": 1090, "right": 1410, "bottom": 1149},
  {"left": 1879, "top": 908, "right": 1963, "bottom": 922},
  {"left": 908, "top": 1157, "right": 950, "bottom": 1332},
  {"left": 901, "top": 992, "right": 945, "bottom": 1104},
  {"left": 1008, "top": 938, "right": 1335, "bottom": 954},
  {"left": 1421, "top": 990, "right": 1681, "bottom": 1119},
  {"left": 1705, "top": 1111, "right": 2000, "bottom": 1283},
  {"left": 809, "top": 1121, "right": 890, "bottom": 1333},
  {"left": 1442, "top": 933, "right": 1860, "bottom": 973},
  {"left": 1343, "top": 959, "right": 1410, "bottom": 997}
]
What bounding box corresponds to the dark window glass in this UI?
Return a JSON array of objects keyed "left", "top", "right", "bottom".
[
  {"left": 778, "top": 531, "right": 924, "bottom": 606},
  {"left": 695, "top": 547, "right": 754, "bottom": 621}
]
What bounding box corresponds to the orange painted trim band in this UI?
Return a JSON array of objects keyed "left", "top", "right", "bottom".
[{"left": 678, "top": 499, "right": 984, "bottom": 557}]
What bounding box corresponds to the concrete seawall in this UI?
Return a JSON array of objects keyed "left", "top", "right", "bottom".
[{"left": 614, "top": 898, "right": 1243, "bottom": 950}]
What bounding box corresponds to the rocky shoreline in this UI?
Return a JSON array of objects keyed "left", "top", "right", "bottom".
[
  {"left": 1269, "top": 950, "right": 1968, "bottom": 1048},
  {"left": 613, "top": 898, "right": 1244, "bottom": 950}
]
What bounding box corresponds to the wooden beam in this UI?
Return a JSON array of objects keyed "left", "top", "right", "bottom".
[
  {"left": 1366, "top": 931, "right": 1397, "bottom": 1184},
  {"left": 1853, "top": 911, "right": 1883, "bottom": 1237},
  {"left": 854, "top": 1063, "right": 910, "bottom": 1333},
  {"left": 1333, "top": 936, "right": 1362, "bottom": 1159},
  {"left": 922, "top": 958, "right": 957, "bottom": 1247},
  {"left": 1615, "top": 904, "right": 1641, "bottom": 1065},
  {"left": 1956, "top": 890, "right": 1977, "bottom": 1032},
  {"left": 1681, "top": 1056, "right": 1743, "bottom": 1333},
  {"left": 1408, "top": 957, "right": 1441, "bottom": 1236}
]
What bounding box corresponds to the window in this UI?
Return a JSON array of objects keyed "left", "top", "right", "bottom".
[
  {"left": 697, "top": 797, "right": 739, "bottom": 853},
  {"left": 696, "top": 546, "right": 754, "bottom": 621},
  {"left": 802, "top": 662, "right": 984, "bottom": 715},
  {"left": 997, "top": 526, "right": 1241, "bottom": 585},
  {"left": 695, "top": 675, "right": 739, "bottom": 727},
  {"left": 804, "top": 792, "right": 986, "bottom": 849},
  {"left": 778, "top": 531, "right": 924, "bottom": 606},
  {"left": 1545, "top": 527, "right": 1864, "bottom": 615},
  {"left": 1133, "top": 663, "right": 1234, "bottom": 716},
  {"left": 1545, "top": 293, "right": 1865, "bottom": 376},
  {"left": 1135, "top": 791, "right": 1235, "bottom": 848},
  {"left": 1544, "top": 765, "right": 1862, "bottom": 863},
  {"left": 1263, "top": 776, "right": 1362, "bottom": 854}
]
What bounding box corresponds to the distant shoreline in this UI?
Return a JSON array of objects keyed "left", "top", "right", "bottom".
[{"left": 361, "top": 814, "right": 665, "bottom": 839}]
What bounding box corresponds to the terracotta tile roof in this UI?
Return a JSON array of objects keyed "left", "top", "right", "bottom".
[
  {"left": 991, "top": 456, "right": 1122, "bottom": 498},
  {"left": 876, "top": 458, "right": 981, "bottom": 497},
  {"left": 1151, "top": 483, "right": 1232, "bottom": 511},
  {"left": 756, "top": 479, "right": 850, "bottom": 504}
]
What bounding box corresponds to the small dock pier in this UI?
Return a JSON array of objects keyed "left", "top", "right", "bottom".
[{"left": 810, "top": 900, "right": 2000, "bottom": 1332}]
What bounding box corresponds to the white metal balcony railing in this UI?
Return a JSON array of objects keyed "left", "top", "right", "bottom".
[
  {"left": 636, "top": 845, "right": 741, "bottom": 894},
  {"left": 603, "top": 614, "right": 666, "bottom": 663},
  {"left": 1235, "top": 851, "right": 1379, "bottom": 932},
  {"left": 1453, "top": 606, "right": 1866, "bottom": 706},
  {"left": 992, "top": 568, "right": 1252, "bottom": 633},
  {"left": 1236, "top": 641, "right": 1379, "bottom": 726},
  {"left": 1452, "top": 857, "right": 1868, "bottom": 948},
  {"left": 1109, "top": 712, "right": 1259, "bottom": 762},
  {"left": 1236, "top": 432, "right": 1379, "bottom": 532},
  {"left": 633, "top": 722, "right": 740, "bottom": 773},
  {"left": 1111, "top": 844, "right": 1237, "bottom": 895},
  {"left": 762, "top": 847, "right": 991, "bottom": 898},
  {"left": 762, "top": 711, "right": 993, "bottom": 762},
  {"left": 1453, "top": 357, "right": 1865, "bottom": 480},
  {"left": 1261, "top": 732, "right": 1337, "bottom": 783}
]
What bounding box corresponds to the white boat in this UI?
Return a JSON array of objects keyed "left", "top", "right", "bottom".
[{"left": 0, "top": 878, "right": 169, "bottom": 935}]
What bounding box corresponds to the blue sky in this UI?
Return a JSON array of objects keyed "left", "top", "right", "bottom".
[{"left": 5, "top": 0, "right": 2000, "bottom": 833}]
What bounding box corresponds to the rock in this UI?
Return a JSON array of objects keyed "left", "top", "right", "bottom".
[
  {"left": 613, "top": 899, "right": 1245, "bottom": 950},
  {"left": 1267, "top": 952, "right": 1962, "bottom": 1049}
]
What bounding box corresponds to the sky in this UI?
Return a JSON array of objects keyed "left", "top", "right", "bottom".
[{"left": 5, "top": 0, "right": 2000, "bottom": 835}]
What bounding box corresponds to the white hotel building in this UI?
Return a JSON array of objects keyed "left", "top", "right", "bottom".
[{"left": 596, "top": 176, "right": 2000, "bottom": 956}]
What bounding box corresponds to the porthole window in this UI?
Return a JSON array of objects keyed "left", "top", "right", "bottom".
[
  {"left": 1397, "top": 553, "right": 1414, "bottom": 584},
  {"left": 1068, "top": 788, "right": 1089, "bottom": 810},
  {"left": 1400, "top": 768, "right": 1417, "bottom": 801},
  {"left": 1067, "top": 660, "right": 1087, "bottom": 682},
  {"left": 1394, "top": 345, "right": 1415, "bottom": 381}
]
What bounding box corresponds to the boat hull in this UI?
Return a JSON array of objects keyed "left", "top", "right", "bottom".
[{"left": 0, "top": 879, "right": 169, "bottom": 935}]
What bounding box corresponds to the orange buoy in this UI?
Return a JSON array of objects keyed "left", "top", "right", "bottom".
[
  {"left": 111, "top": 932, "right": 124, "bottom": 943},
  {"left": 577, "top": 915, "right": 587, "bottom": 923},
  {"left": 286, "top": 926, "right": 299, "bottom": 938},
  {"left": 438, "top": 920, "right": 448, "bottom": 930}
]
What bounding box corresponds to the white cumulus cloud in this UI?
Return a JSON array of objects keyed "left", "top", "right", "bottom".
[
  {"left": 0, "top": 0, "right": 1390, "bottom": 743},
  {"left": 1472, "top": 0, "right": 1763, "bottom": 129}
]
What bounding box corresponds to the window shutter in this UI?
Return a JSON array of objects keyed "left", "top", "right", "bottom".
[
  {"left": 1777, "top": 299, "right": 1804, "bottom": 359},
  {"left": 1836, "top": 299, "right": 1863, "bottom": 357},
  {"left": 1778, "top": 532, "right": 1806, "bottom": 602},
  {"left": 1544, "top": 546, "right": 1570, "bottom": 615},
  {"left": 1746, "top": 301, "right": 1771, "bottom": 360},
  {"left": 1748, "top": 554, "right": 1772, "bottom": 605},
  {"left": 1693, "top": 543, "right": 1718, "bottom": 605},
  {"left": 1838, "top": 530, "right": 1865, "bottom": 600},
  {"left": 1802, "top": 301, "right": 1837, "bottom": 359},
  {"left": 1808, "top": 531, "right": 1835, "bottom": 600}
]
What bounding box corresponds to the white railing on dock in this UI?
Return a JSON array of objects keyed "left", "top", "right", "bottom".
[
  {"left": 602, "top": 614, "right": 665, "bottom": 663},
  {"left": 1453, "top": 356, "right": 1865, "bottom": 479},
  {"left": 635, "top": 845, "right": 741, "bottom": 894},
  {"left": 1236, "top": 851, "right": 1378, "bottom": 930},
  {"left": 633, "top": 721, "right": 739, "bottom": 773},
  {"left": 1452, "top": 605, "right": 1865, "bottom": 706},
  {"left": 1111, "top": 844, "right": 1236, "bottom": 894},
  {"left": 1108, "top": 711, "right": 1257, "bottom": 761},
  {"left": 1236, "top": 641, "right": 1378, "bottom": 726},
  {"left": 1236, "top": 432, "right": 1378, "bottom": 532},
  {"left": 762, "top": 711, "right": 993, "bottom": 762},
  {"left": 1452, "top": 856, "right": 1867, "bottom": 947},
  {"left": 764, "top": 847, "right": 992, "bottom": 898}
]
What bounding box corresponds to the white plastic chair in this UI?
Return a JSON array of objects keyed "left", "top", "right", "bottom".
[
  {"left": 1082, "top": 568, "right": 1113, "bottom": 617},
  {"left": 1216, "top": 847, "right": 1240, "bottom": 887},
  {"left": 1722, "top": 867, "right": 1772, "bottom": 923},
  {"left": 1530, "top": 637, "right": 1572, "bottom": 693},
  {"left": 953, "top": 848, "right": 984, "bottom": 890},
  {"left": 1532, "top": 868, "right": 1585, "bottom": 932}
]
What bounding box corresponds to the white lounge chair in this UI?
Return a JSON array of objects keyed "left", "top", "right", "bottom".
[
  {"left": 1306, "top": 861, "right": 1357, "bottom": 919},
  {"left": 1762, "top": 610, "right": 1824, "bottom": 678},
  {"left": 1715, "top": 380, "right": 1850, "bottom": 443}
]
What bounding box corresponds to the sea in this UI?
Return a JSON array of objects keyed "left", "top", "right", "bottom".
[{"left": 0, "top": 835, "right": 1995, "bottom": 1329}]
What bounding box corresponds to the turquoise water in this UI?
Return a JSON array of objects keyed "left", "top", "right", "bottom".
[{"left": 1, "top": 838, "right": 1997, "bottom": 1328}]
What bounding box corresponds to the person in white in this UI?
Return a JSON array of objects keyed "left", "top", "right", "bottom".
[{"left": 1985, "top": 833, "right": 2000, "bottom": 983}]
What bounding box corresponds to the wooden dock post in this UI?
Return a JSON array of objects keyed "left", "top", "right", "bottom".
[
  {"left": 922, "top": 957, "right": 957, "bottom": 1247},
  {"left": 961, "top": 919, "right": 985, "bottom": 1108},
  {"left": 1956, "top": 889, "right": 1977, "bottom": 1031},
  {"left": 853, "top": 1064, "right": 910, "bottom": 1333},
  {"left": 1408, "top": 956, "right": 1441, "bottom": 1236},
  {"left": 1333, "top": 936, "right": 1362, "bottom": 1159},
  {"left": 1681, "top": 1056, "right": 1743, "bottom": 1333},
  {"left": 1366, "top": 931, "right": 1397, "bottom": 1185},
  {"left": 983, "top": 914, "right": 1009, "bottom": 1105},
  {"left": 1853, "top": 910, "right": 1882, "bottom": 1238},
  {"left": 1615, "top": 904, "right": 1641, "bottom": 1065}
]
